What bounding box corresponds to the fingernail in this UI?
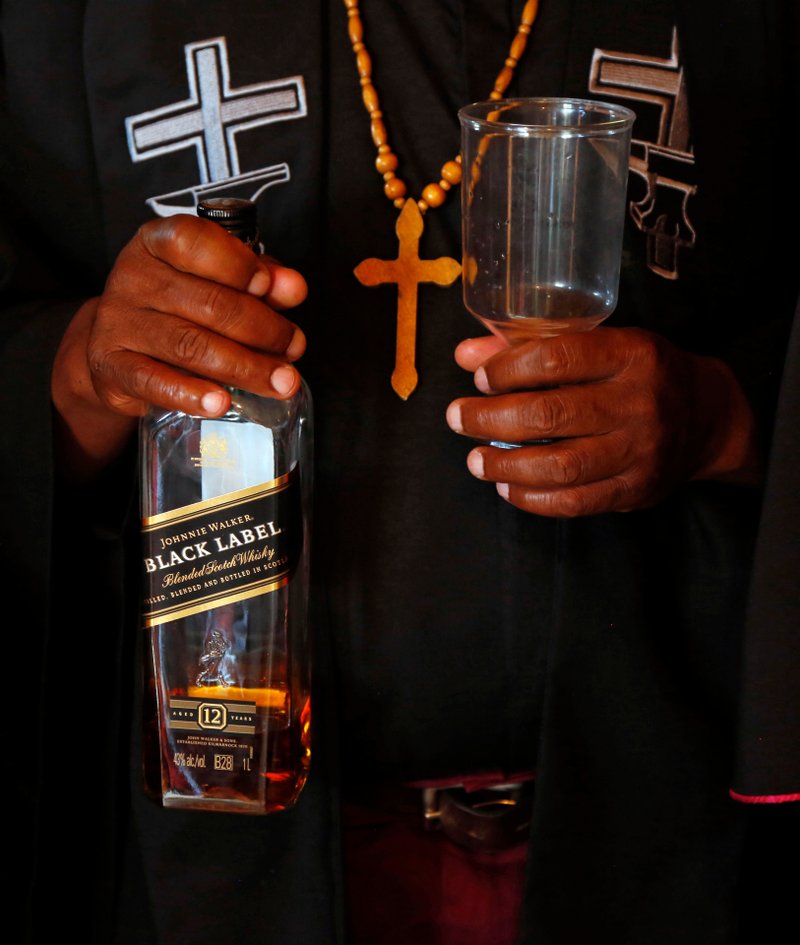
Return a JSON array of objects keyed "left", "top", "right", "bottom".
[
  {"left": 474, "top": 367, "right": 491, "bottom": 393},
  {"left": 247, "top": 268, "right": 272, "bottom": 296},
  {"left": 467, "top": 449, "right": 485, "bottom": 479},
  {"left": 271, "top": 365, "right": 296, "bottom": 395},
  {"left": 446, "top": 401, "right": 463, "bottom": 433},
  {"left": 201, "top": 391, "right": 227, "bottom": 415},
  {"left": 286, "top": 328, "right": 306, "bottom": 361},
  {"left": 497, "top": 482, "right": 510, "bottom": 499}
]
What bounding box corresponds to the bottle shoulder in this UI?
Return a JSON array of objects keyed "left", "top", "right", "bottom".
[
  {"left": 229, "top": 383, "right": 312, "bottom": 428},
  {"left": 143, "top": 382, "right": 312, "bottom": 433}
]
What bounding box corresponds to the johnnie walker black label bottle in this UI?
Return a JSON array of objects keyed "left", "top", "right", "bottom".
[{"left": 139, "top": 197, "right": 313, "bottom": 814}]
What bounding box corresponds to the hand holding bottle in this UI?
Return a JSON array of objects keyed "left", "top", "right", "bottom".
[{"left": 51, "top": 213, "right": 308, "bottom": 480}]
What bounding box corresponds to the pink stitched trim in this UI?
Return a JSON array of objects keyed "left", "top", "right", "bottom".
[{"left": 729, "top": 789, "right": 800, "bottom": 804}]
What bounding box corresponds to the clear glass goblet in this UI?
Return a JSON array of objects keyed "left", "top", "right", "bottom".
[
  {"left": 458, "top": 98, "right": 635, "bottom": 445},
  {"left": 459, "top": 97, "right": 635, "bottom": 341}
]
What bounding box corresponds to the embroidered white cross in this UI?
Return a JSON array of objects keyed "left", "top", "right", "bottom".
[{"left": 125, "top": 36, "right": 306, "bottom": 184}]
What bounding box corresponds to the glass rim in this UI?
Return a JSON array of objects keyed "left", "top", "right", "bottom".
[{"left": 458, "top": 97, "right": 636, "bottom": 136}]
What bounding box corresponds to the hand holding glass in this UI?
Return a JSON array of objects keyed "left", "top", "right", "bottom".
[{"left": 458, "top": 98, "right": 635, "bottom": 344}]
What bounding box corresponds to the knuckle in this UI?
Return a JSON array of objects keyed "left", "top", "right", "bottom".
[
  {"left": 169, "top": 217, "right": 209, "bottom": 259},
  {"left": 520, "top": 394, "right": 565, "bottom": 435},
  {"left": 98, "top": 290, "right": 128, "bottom": 321},
  {"left": 196, "top": 281, "right": 231, "bottom": 321},
  {"left": 537, "top": 339, "right": 576, "bottom": 376},
  {"left": 609, "top": 475, "right": 646, "bottom": 512},
  {"left": 86, "top": 338, "right": 115, "bottom": 386},
  {"left": 631, "top": 332, "right": 662, "bottom": 374},
  {"left": 85, "top": 348, "right": 106, "bottom": 381},
  {"left": 546, "top": 447, "right": 585, "bottom": 485},
  {"left": 635, "top": 389, "right": 661, "bottom": 429},
  {"left": 140, "top": 214, "right": 204, "bottom": 260},
  {"left": 228, "top": 357, "right": 259, "bottom": 390},
  {"left": 87, "top": 350, "right": 147, "bottom": 415},
  {"left": 171, "top": 324, "right": 213, "bottom": 365},
  {"left": 102, "top": 266, "right": 126, "bottom": 295},
  {"left": 553, "top": 488, "right": 594, "bottom": 518},
  {"left": 134, "top": 360, "right": 185, "bottom": 407}
]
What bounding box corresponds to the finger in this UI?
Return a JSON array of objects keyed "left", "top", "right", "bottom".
[
  {"left": 154, "top": 307, "right": 302, "bottom": 397},
  {"left": 495, "top": 475, "right": 641, "bottom": 518},
  {"left": 454, "top": 334, "right": 508, "bottom": 370},
  {"left": 135, "top": 215, "right": 308, "bottom": 310},
  {"left": 264, "top": 264, "right": 308, "bottom": 311},
  {"left": 474, "top": 327, "right": 640, "bottom": 393},
  {"left": 446, "top": 385, "right": 627, "bottom": 444},
  {"left": 154, "top": 270, "right": 305, "bottom": 358},
  {"left": 259, "top": 252, "right": 310, "bottom": 310},
  {"left": 102, "top": 265, "right": 305, "bottom": 361},
  {"left": 93, "top": 355, "right": 228, "bottom": 419},
  {"left": 465, "top": 432, "right": 634, "bottom": 490},
  {"left": 137, "top": 214, "right": 272, "bottom": 290},
  {"left": 111, "top": 307, "right": 301, "bottom": 397},
  {"left": 94, "top": 339, "right": 301, "bottom": 420}
]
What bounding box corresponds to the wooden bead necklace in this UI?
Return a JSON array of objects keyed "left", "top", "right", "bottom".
[{"left": 345, "top": 0, "right": 540, "bottom": 398}]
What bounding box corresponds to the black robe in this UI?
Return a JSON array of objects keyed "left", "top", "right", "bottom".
[{"left": 2, "top": 1, "right": 797, "bottom": 942}]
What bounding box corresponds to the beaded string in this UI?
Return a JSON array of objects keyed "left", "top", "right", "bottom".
[
  {"left": 346, "top": 1, "right": 541, "bottom": 400},
  {"left": 343, "top": 0, "right": 540, "bottom": 215}
]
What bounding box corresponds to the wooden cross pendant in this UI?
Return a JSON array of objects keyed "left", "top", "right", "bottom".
[{"left": 354, "top": 199, "right": 462, "bottom": 399}]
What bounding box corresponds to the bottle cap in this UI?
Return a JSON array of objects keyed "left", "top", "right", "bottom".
[{"left": 197, "top": 197, "right": 258, "bottom": 242}]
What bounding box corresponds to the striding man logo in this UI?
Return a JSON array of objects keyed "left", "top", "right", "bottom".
[
  {"left": 125, "top": 37, "right": 306, "bottom": 217},
  {"left": 590, "top": 28, "right": 694, "bottom": 280}
]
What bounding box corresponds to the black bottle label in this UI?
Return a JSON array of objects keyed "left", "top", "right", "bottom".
[{"left": 141, "top": 468, "right": 301, "bottom": 627}]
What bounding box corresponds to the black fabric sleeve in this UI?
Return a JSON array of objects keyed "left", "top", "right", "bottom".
[{"left": 732, "top": 292, "right": 800, "bottom": 802}]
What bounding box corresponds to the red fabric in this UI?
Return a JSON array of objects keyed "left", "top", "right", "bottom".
[{"left": 342, "top": 801, "right": 529, "bottom": 945}]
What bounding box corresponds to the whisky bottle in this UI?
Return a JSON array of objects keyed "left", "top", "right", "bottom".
[{"left": 139, "top": 197, "right": 313, "bottom": 814}]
